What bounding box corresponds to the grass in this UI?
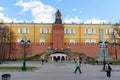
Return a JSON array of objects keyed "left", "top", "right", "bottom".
[
  {"left": 88, "top": 60, "right": 120, "bottom": 65},
  {"left": 0, "top": 66, "right": 39, "bottom": 70},
  {"left": 16, "top": 54, "right": 40, "bottom": 61}
]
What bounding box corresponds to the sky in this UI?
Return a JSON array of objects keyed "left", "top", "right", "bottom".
[{"left": 0, "top": 0, "right": 120, "bottom": 24}]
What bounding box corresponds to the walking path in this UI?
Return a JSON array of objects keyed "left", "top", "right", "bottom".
[{"left": 0, "top": 61, "right": 120, "bottom": 80}]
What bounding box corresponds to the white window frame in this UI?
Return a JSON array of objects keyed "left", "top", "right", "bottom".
[
  {"left": 106, "top": 28, "right": 111, "bottom": 34},
  {"left": 18, "top": 38, "right": 22, "bottom": 42},
  {"left": 85, "top": 39, "right": 90, "bottom": 43},
  {"left": 64, "top": 28, "right": 66, "bottom": 33},
  {"left": 91, "top": 39, "right": 96, "bottom": 43},
  {"left": 91, "top": 28, "right": 95, "bottom": 34},
  {"left": 85, "top": 28, "right": 89, "bottom": 34},
  {"left": 40, "top": 38, "right": 45, "bottom": 43},
  {"left": 70, "top": 39, "right": 75, "bottom": 43},
  {"left": 24, "top": 28, "right": 29, "bottom": 34},
  {"left": 46, "top": 28, "right": 50, "bottom": 34},
  {"left": 40, "top": 28, "right": 44, "bottom": 34},
  {"left": 18, "top": 28, "right": 22, "bottom": 34},
  {"left": 70, "top": 28, "right": 75, "bottom": 34},
  {"left": 66, "top": 28, "right": 68, "bottom": 34}
]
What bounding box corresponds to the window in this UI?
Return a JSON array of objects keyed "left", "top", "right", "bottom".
[
  {"left": 85, "top": 28, "right": 89, "bottom": 34},
  {"left": 64, "top": 28, "right": 66, "bottom": 33},
  {"left": 18, "top": 38, "right": 22, "bottom": 42},
  {"left": 91, "top": 39, "right": 96, "bottom": 43},
  {"left": 91, "top": 28, "right": 95, "bottom": 34},
  {"left": 85, "top": 39, "right": 90, "bottom": 43},
  {"left": 106, "top": 29, "right": 111, "bottom": 34},
  {"left": 40, "top": 28, "right": 44, "bottom": 34},
  {"left": 46, "top": 28, "right": 50, "bottom": 34},
  {"left": 24, "top": 28, "right": 29, "bottom": 34},
  {"left": 40, "top": 38, "right": 45, "bottom": 43},
  {"left": 18, "top": 28, "right": 22, "bottom": 34},
  {"left": 70, "top": 39, "right": 75, "bottom": 43},
  {"left": 70, "top": 28, "right": 75, "bottom": 34},
  {"left": 111, "top": 29, "right": 116, "bottom": 35},
  {"left": 65, "top": 28, "right": 68, "bottom": 34}
]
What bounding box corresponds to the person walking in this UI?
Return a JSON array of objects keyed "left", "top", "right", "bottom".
[
  {"left": 41, "top": 58, "right": 44, "bottom": 65},
  {"left": 74, "top": 57, "right": 82, "bottom": 74},
  {"left": 105, "top": 61, "right": 112, "bottom": 80}
]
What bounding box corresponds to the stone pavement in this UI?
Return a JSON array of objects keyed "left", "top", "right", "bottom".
[{"left": 0, "top": 61, "right": 120, "bottom": 80}]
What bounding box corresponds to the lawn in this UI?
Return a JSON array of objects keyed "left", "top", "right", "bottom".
[{"left": 0, "top": 66, "right": 39, "bottom": 70}]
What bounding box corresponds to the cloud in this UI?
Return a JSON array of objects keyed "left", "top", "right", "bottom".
[
  {"left": 16, "top": 0, "right": 40, "bottom": 13},
  {"left": 64, "top": 16, "right": 82, "bottom": 23},
  {"left": 72, "top": 8, "right": 77, "bottom": 11},
  {"left": 63, "top": 17, "right": 108, "bottom": 24},
  {"left": 84, "top": 18, "right": 108, "bottom": 24},
  {"left": 0, "top": 7, "right": 5, "bottom": 11},
  {"left": 0, "top": 6, "right": 20, "bottom": 23},
  {"left": 58, "top": 0, "right": 62, "bottom": 2},
  {"left": 0, "top": 13, "right": 19, "bottom": 23},
  {"left": 0, "top": 0, "right": 108, "bottom": 24},
  {"left": 16, "top": 0, "right": 55, "bottom": 23}
]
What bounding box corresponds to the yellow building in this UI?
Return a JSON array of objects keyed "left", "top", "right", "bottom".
[
  {"left": 1, "top": 10, "right": 120, "bottom": 61},
  {"left": 1, "top": 10, "right": 116, "bottom": 45},
  {"left": 3, "top": 23, "right": 114, "bottom": 44}
]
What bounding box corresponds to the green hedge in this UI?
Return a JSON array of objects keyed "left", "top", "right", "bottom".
[
  {"left": 88, "top": 60, "right": 120, "bottom": 65},
  {"left": 16, "top": 55, "right": 40, "bottom": 61}
]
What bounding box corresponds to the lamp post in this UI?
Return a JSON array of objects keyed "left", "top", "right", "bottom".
[
  {"left": 20, "top": 39, "right": 30, "bottom": 71},
  {"left": 99, "top": 40, "right": 109, "bottom": 70}
]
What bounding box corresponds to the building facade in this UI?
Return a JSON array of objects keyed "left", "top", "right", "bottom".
[{"left": 1, "top": 10, "right": 119, "bottom": 61}]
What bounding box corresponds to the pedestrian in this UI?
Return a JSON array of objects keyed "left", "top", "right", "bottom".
[
  {"left": 41, "top": 58, "right": 44, "bottom": 65},
  {"left": 96, "top": 59, "right": 98, "bottom": 65},
  {"left": 74, "top": 57, "right": 82, "bottom": 74},
  {"left": 105, "top": 61, "right": 112, "bottom": 80}
]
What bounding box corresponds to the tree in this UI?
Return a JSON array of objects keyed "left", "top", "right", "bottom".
[
  {"left": 109, "top": 23, "right": 120, "bottom": 59},
  {"left": 113, "top": 23, "right": 120, "bottom": 43},
  {"left": 0, "top": 23, "right": 17, "bottom": 61}
]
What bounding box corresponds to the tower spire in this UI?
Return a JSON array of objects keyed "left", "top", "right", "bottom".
[{"left": 55, "top": 10, "right": 62, "bottom": 24}]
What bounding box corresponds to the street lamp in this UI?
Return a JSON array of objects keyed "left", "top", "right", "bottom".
[
  {"left": 99, "top": 40, "right": 109, "bottom": 70},
  {"left": 20, "top": 39, "right": 30, "bottom": 71}
]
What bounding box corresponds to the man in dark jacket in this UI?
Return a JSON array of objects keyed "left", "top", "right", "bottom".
[{"left": 105, "top": 61, "right": 112, "bottom": 80}]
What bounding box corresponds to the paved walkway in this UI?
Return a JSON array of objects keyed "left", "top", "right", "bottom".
[{"left": 0, "top": 61, "right": 120, "bottom": 80}]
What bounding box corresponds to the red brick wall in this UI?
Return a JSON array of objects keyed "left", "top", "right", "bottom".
[
  {"left": 7, "top": 43, "right": 120, "bottom": 59},
  {"left": 11, "top": 43, "right": 52, "bottom": 58},
  {"left": 65, "top": 43, "right": 99, "bottom": 58}
]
